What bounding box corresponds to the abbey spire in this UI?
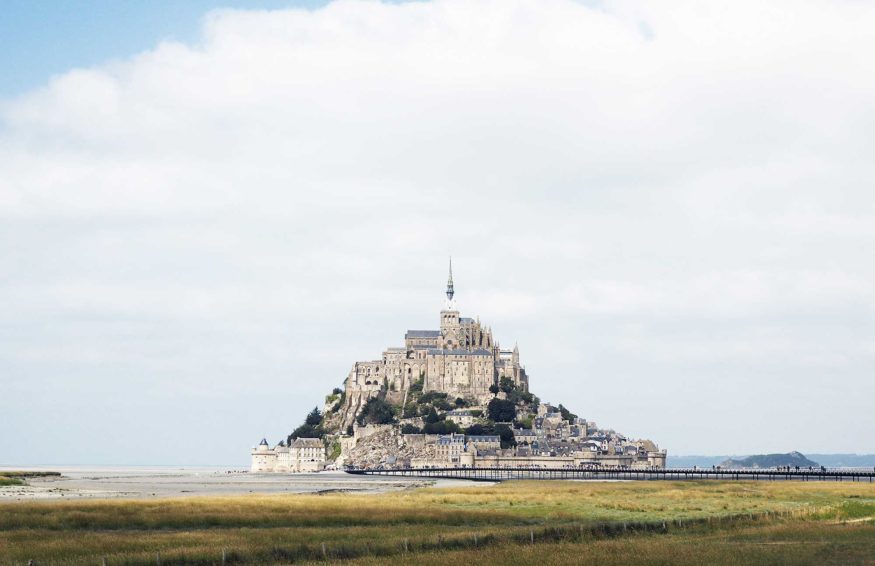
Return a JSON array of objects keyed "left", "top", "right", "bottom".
[{"left": 446, "top": 257, "right": 455, "bottom": 302}]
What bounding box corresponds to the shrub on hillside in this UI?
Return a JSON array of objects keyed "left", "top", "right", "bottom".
[
  {"left": 288, "top": 423, "right": 322, "bottom": 444},
  {"left": 423, "top": 420, "right": 460, "bottom": 435},
  {"left": 356, "top": 397, "right": 397, "bottom": 426}
]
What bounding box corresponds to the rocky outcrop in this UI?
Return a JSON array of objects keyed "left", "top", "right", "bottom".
[
  {"left": 719, "top": 451, "right": 819, "bottom": 469},
  {"left": 343, "top": 429, "right": 439, "bottom": 469}
]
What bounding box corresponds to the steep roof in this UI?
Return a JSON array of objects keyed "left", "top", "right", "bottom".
[
  {"left": 467, "top": 435, "right": 500, "bottom": 442},
  {"left": 292, "top": 438, "right": 323, "bottom": 448}
]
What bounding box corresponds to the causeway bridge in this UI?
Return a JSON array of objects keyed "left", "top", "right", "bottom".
[{"left": 346, "top": 466, "right": 875, "bottom": 482}]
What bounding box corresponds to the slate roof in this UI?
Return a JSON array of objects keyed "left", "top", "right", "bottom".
[
  {"left": 426, "top": 348, "right": 492, "bottom": 356},
  {"left": 292, "top": 438, "right": 323, "bottom": 448},
  {"left": 405, "top": 330, "right": 441, "bottom": 338},
  {"left": 514, "top": 429, "right": 537, "bottom": 438}
]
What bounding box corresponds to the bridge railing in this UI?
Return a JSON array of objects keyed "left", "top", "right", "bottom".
[{"left": 345, "top": 466, "right": 875, "bottom": 482}]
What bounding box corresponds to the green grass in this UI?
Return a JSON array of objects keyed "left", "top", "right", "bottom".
[
  {"left": 0, "top": 477, "right": 25, "bottom": 487},
  {"left": 0, "top": 471, "right": 61, "bottom": 478},
  {"left": 0, "top": 480, "right": 873, "bottom": 564}
]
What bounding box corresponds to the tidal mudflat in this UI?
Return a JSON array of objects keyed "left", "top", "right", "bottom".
[{"left": 0, "top": 466, "right": 467, "bottom": 501}]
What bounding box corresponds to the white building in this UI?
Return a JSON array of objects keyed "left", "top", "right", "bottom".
[{"left": 250, "top": 437, "right": 326, "bottom": 473}]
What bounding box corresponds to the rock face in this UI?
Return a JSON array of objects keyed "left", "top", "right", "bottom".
[
  {"left": 719, "top": 451, "right": 819, "bottom": 469},
  {"left": 344, "top": 427, "right": 439, "bottom": 469}
]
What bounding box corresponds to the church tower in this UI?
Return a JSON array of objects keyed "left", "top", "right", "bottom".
[{"left": 440, "top": 257, "right": 461, "bottom": 347}]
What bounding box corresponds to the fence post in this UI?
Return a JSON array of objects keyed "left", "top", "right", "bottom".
[
  {"left": 404, "top": 538, "right": 409, "bottom": 552},
  {"left": 103, "top": 559, "right": 107, "bottom": 566},
  {"left": 473, "top": 534, "right": 477, "bottom": 546},
  {"left": 322, "top": 542, "right": 327, "bottom": 558},
  {"left": 222, "top": 548, "right": 226, "bottom": 565},
  {"left": 156, "top": 552, "right": 160, "bottom": 566},
  {"left": 530, "top": 530, "right": 534, "bottom": 544}
]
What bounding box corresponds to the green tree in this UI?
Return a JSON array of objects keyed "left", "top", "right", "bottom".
[
  {"left": 466, "top": 423, "right": 495, "bottom": 436},
  {"left": 489, "top": 384, "right": 500, "bottom": 396},
  {"left": 419, "top": 391, "right": 450, "bottom": 407},
  {"left": 495, "top": 423, "right": 516, "bottom": 449},
  {"left": 402, "top": 402, "right": 417, "bottom": 419},
  {"left": 423, "top": 420, "right": 460, "bottom": 435},
  {"left": 487, "top": 398, "right": 516, "bottom": 422},
  {"left": 328, "top": 441, "right": 342, "bottom": 460},
  {"left": 401, "top": 424, "right": 422, "bottom": 434},
  {"left": 558, "top": 404, "right": 577, "bottom": 423},
  {"left": 305, "top": 407, "right": 323, "bottom": 426},
  {"left": 424, "top": 406, "right": 441, "bottom": 424}
]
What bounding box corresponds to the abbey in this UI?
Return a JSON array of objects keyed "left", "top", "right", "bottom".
[
  {"left": 344, "top": 260, "right": 527, "bottom": 408},
  {"left": 251, "top": 260, "right": 667, "bottom": 473}
]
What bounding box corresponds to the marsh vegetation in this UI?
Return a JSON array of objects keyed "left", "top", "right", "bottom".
[{"left": 1, "top": 480, "right": 872, "bottom": 564}]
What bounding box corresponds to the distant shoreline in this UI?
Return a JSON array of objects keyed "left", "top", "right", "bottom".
[{"left": 669, "top": 454, "right": 875, "bottom": 468}]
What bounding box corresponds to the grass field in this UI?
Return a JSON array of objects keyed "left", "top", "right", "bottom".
[
  {"left": 0, "top": 471, "right": 60, "bottom": 487},
  {"left": 1, "top": 480, "right": 873, "bottom": 564}
]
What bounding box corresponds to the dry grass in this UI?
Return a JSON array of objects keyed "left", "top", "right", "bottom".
[
  {"left": 1, "top": 480, "right": 873, "bottom": 564},
  {"left": 348, "top": 521, "right": 875, "bottom": 566}
]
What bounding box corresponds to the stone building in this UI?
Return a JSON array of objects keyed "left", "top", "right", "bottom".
[
  {"left": 250, "top": 437, "right": 326, "bottom": 473},
  {"left": 342, "top": 260, "right": 529, "bottom": 424},
  {"left": 251, "top": 438, "right": 275, "bottom": 472},
  {"left": 446, "top": 409, "right": 477, "bottom": 427}
]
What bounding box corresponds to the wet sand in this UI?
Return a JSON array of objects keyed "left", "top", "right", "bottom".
[{"left": 0, "top": 466, "right": 488, "bottom": 501}]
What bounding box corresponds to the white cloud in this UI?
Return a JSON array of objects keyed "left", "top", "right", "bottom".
[{"left": 2, "top": 0, "right": 874, "bottom": 463}]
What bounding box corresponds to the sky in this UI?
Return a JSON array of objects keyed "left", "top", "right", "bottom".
[{"left": 1, "top": 0, "right": 874, "bottom": 466}]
